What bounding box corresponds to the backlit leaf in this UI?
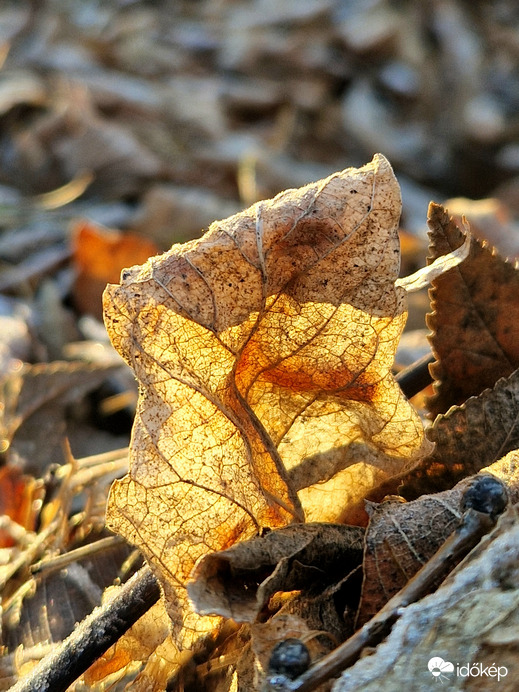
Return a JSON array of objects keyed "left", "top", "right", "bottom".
[{"left": 103, "top": 154, "right": 431, "bottom": 643}]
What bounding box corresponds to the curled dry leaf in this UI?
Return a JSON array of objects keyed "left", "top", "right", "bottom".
[
  {"left": 426, "top": 202, "right": 519, "bottom": 417},
  {"left": 103, "top": 154, "right": 431, "bottom": 643},
  {"left": 188, "top": 523, "right": 364, "bottom": 623}
]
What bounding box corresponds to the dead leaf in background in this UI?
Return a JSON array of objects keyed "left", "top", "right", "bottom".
[
  {"left": 188, "top": 523, "right": 363, "bottom": 623},
  {"left": 3, "top": 546, "right": 133, "bottom": 659},
  {"left": 427, "top": 202, "right": 519, "bottom": 417},
  {"left": 72, "top": 219, "right": 159, "bottom": 319},
  {"left": 0, "top": 361, "right": 118, "bottom": 475},
  {"left": 103, "top": 154, "right": 431, "bottom": 643},
  {"left": 446, "top": 196, "right": 519, "bottom": 261},
  {"left": 0, "top": 466, "right": 41, "bottom": 547}
]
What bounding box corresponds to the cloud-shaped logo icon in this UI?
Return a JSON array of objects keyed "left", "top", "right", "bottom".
[{"left": 428, "top": 657, "right": 454, "bottom": 680}]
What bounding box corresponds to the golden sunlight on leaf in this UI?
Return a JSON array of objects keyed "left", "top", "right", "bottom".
[{"left": 102, "top": 154, "right": 431, "bottom": 644}]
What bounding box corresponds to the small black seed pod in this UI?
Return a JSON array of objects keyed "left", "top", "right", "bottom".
[{"left": 267, "top": 638, "right": 311, "bottom": 680}]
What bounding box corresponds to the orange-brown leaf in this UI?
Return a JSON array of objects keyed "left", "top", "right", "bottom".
[
  {"left": 103, "top": 154, "right": 430, "bottom": 643},
  {"left": 0, "top": 467, "right": 41, "bottom": 546},
  {"left": 72, "top": 219, "right": 159, "bottom": 318}
]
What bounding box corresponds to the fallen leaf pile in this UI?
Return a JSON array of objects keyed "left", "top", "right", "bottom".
[
  {"left": 2, "top": 140, "right": 519, "bottom": 690},
  {"left": 2, "top": 2, "right": 519, "bottom": 689}
]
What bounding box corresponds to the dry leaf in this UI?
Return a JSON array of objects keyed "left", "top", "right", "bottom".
[
  {"left": 356, "top": 486, "right": 464, "bottom": 627},
  {"left": 0, "top": 361, "right": 118, "bottom": 475},
  {"left": 426, "top": 202, "right": 519, "bottom": 417},
  {"left": 0, "top": 361, "right": 117, "bottom": 478},
  {"left": 399, "top": 367, "right": 519, "bottom": 500},
  {"left": 188, "top": 523, "right": 363, "bottom": 623},
  {"left": 72, "top": 219, "right": 159, "bottom": 319},
  {"left": 0, "top": 466, "right": 41, "bottom": 547},
  {"left": 103, "top": 154, "right": 431, "bottom": 643},
  {"left": 190, "top": 523, "right": 364, "bottom": 691},
  {"left": 359, "top": 452, "right": 519, "bottom": 629},
  {"left": 446, "top": 196, "right": 519, "bottom": 261}
]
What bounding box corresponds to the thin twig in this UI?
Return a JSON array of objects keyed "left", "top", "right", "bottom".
[
  {"left": 10, "top": 565, "right": 160, "bottom": 692},
  {"left": 395, "top": 352, "right": 434, "bottom": 399}
]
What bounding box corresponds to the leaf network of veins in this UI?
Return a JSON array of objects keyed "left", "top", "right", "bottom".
[{"left": 118, "top": 169, "right": 385, "bottom": 520}]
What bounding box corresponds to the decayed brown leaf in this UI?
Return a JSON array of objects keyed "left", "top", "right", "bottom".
[
  {"left": 356, "top": 485, "right": 465, "bottom": 627},
  {"left": 427, "top": 202, "right": 519, "bottom": 417},
  {"left": 103, "top": 154, "right": 431, "bottom": 643},
  {"left": 188, "top": 523, "right": 363, "bottom": 623},
  {"left": 187, "top": 523, "right": 363, "bottom": 689},
  {"left": 399, "top": 367, "right": 519, "bottom": 500},
  {"left": 358, "top": 455, "right": 519, "bottom": 629}
]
